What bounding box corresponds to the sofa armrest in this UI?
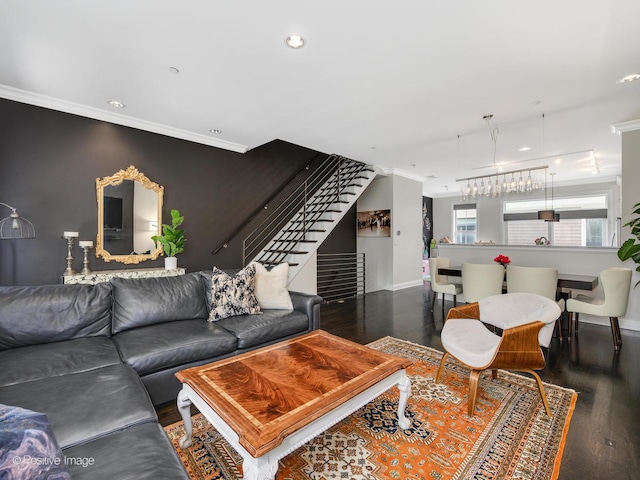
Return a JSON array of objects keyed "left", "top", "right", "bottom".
[{"left": 289, "top": 291, "right": 323, "bottom": 330}]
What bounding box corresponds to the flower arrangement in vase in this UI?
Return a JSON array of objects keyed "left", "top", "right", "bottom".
[{"left": 493, "top": 254, "right": 511, "bottom": 267}]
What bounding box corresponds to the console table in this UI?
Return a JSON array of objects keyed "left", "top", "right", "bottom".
[{"left": 61, "top": 267, "right": 186, "bottom": 285}]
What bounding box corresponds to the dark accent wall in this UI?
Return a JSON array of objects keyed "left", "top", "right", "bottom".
[
  {"left": 0, "top": 99, "right": 330, "bottom": 285},
  {"left": 318, "top": 204, "right": 357, "bottom": 254}
]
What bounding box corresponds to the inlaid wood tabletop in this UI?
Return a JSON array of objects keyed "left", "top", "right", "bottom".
[{"left": 176, "top": 329, "right": 412, "bottom": 457}]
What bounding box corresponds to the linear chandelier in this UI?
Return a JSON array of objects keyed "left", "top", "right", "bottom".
[{"left": 456, "top": 165, "right": 547, "bottom": 201}]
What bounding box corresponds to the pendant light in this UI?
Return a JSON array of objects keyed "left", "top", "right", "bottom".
[
  {"left": 537, "top": 113, "right": 557, "bottom": 220},
  {"left": 544, "top": 172, "right": 560, "bottom": 222},
  {"left": 0, "top": 202, "right": 36, "bottom": 239}
]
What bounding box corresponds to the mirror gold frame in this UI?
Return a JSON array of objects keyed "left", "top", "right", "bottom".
[{"left": 96, "top": 165, "right": 164, "bottom": 264}]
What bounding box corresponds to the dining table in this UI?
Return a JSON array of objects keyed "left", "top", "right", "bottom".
[{"left": 436, "top": 265, "right": 599, "bottom": 340}]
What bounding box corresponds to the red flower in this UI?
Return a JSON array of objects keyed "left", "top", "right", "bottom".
[{"left": 493, "top": 254, "right": 511, "bottom": 265}]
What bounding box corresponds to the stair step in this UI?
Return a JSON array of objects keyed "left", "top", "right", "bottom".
[
  {"left": 291, "top": 219, "right": 335, "bottom": 223},
  {"left": 272, "top": 239, "right": 318, "bottom": 243},
  {"left": 261, "top": 262, "right": 299, "bottom": 267},
  {"left": 315, "top": 191, "right": 356, "bottom": 197},
  {"left": 264, "top": 249, "right": 309, "bottom": 255},
  {"left": 304, "top": 208, "right": 342, "bottom": 213},
  {"left": 283, "top": 228, "right": 326, "bottom": 233}
]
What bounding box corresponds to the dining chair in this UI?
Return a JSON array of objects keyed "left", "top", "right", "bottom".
[
  {"left": 506, "top": 265, "right": 565, "bottom": 340},
  {"left": 429, "top": 257, "right": 462, "bottom": 311},
  {"left": 461, "top": 262, "right": 505, "bottom": 303},
  {"left": 436, "top": 293, "right": 561, "bottom": 416},
  {"left": 565, "top": 267, "right": 632, "bottom": 350}
]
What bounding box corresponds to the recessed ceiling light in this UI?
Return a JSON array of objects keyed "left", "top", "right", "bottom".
[
  {"left": 209, "top": 128, "right": 222, "bottom": 134},
  {"left": 617, "top": 73, "right": 640, "bottom": 84},
  {"left": 532, "top": 100, "right": 542, "bottom": 106},
  {"left": 169, "top": 66, "right": 180, "bottom": 74},
  {"left": 285, "top": 34, "right": 305, "bottom": 49},
  {"left": 555, "top": 157, "right": 562, "bottom": 164},
  {"left": 518, "top": 146, "right": 531, "bottom": 152},
  {"left": 108, "top": 100, "right": 125, "bottom": 108}
]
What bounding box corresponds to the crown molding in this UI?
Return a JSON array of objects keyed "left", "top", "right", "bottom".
[
  {"left": 379, "top": 167, "right": 426, "bottom": 183},
  {"left": 611, "top": 118, "right": 640, "bottom": 135},
  {"left": 0, "top": 84, "right": 248, "bottom": 153}
]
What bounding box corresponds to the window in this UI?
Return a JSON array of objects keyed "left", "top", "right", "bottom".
[
  {"left": 503, "top": 195, "right": 608, "bottom": 247},
  {"left": 454, "top": 204, "right": 477, "bottom": 244}
]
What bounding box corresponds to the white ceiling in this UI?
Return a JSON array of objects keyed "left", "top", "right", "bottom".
[{"left": 2, "top": 1, "right": 639, "bottom": 196}]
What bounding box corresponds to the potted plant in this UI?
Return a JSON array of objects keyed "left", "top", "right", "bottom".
[
  {"left": 618, "top": 201, "right": 640, "bottom": 287},
  {"left": 151, "top": 209, "right": 186, "bottom": 269}
]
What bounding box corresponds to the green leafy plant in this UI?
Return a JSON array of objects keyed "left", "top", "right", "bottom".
[
  {"left": 151, "top": 209, "right": 186, "bottom": 258},
  {"left": 618, "top": 202, "right": 640, "bottom": 286}
]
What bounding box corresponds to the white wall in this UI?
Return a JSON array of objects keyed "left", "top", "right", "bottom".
[
  {"left": 432, "top": 179, "right": 621, "bottom": 245},
  {"left": 357, "top": 173, "right": 423, "bottom": 292},
  {"left": 392, "top": 175, "right": 424, "bottom": 290},
  {"left": 357, "top": 176, "right": 393, "bottom": 291}
]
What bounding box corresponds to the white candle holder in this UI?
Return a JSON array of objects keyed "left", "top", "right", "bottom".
[
  {"left": 62, "top": 233, "right": 79, "bottom": 275},
  {"left": 79, "top": 241, "right": 94, "bottom": 275}
]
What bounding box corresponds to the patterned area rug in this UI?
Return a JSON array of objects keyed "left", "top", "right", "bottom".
[{"left": 164, "top": 337, "right": 576, "bottom": 480}]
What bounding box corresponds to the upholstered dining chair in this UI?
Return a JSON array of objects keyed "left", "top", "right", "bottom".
[
  {"left": 436, "top": 293, "right": 561, "bottom": 417},
  {"left": 461, "top": 262, "right": 505, "bottom": 303},
  {"left": 506, "top": 265, "right": 565, "bottom": 339},
  {"left": 565, "top": 267, "right": 632, "bottom": 351},
  {"left": 429, "top": 257, "right": 462, "bottom": 312}
]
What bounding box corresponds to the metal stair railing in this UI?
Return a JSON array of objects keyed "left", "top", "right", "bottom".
[
  {"left": 317, "top": 252, "right": 365, "bottom": 302},
  {"left": 244, "top": 156, "right": 373, "bottom": 267}
]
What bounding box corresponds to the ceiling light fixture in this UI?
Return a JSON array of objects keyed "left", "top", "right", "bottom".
[
  {"left": 457, "top": 115, "right": 544, "bottom": 200},
  {"left": 617, "top": 73, "right": 640, "bottom": 84},
  {"left": 519, "top": 146, "right": 531, "bottom": 152},
  {"left": 108, "top": 100, "right": 125, "bottom": 108},
  {"left": 285, "top": 34, "right": 305, "bottom": 49},
  {"left": 209, "top": 128, "right": 222, "bottom": 134},
  {"left": 169, "top": 66, "right": 180, "bottom": 74}
]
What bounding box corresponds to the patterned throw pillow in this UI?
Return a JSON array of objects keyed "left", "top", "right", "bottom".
[{"left": 208, "top": 264, "right": 261, "bottom": 321}]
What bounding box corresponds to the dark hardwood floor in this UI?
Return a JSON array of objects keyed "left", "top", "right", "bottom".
[{"left": 158, "top": 283, "right": 640, "bottom": 480}]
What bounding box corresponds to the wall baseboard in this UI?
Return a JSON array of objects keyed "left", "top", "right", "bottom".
[{"left": 391, "top": 279, "right": 424, "bottom": 291}]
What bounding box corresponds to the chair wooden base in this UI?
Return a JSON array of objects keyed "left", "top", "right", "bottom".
[
  {"left": 569, "top": 312, "right": 622, "bottom": 351},
  {"left": 436, "top": 352, "right": 551, "bottom": 417}
]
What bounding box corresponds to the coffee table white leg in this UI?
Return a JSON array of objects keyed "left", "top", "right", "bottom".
[
  {"left": 242, "top": 454, "right": 278, "bottom": 480},
  {"left": 397, "top": 370, "right": 411, "bottom": 429},
  {"left": 177, "top": 387, "right": 193, "bottom": 449}
]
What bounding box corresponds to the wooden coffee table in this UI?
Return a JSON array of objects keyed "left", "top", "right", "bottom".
[{"left": 176, "top": 329, "right": 412, "bottom": 480}]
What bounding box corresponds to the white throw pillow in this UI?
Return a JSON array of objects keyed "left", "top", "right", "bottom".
[{"left": 251, "top": 262, "right": 293, "bottom": 310}]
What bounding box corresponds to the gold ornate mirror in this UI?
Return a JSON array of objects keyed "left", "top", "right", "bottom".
[{"left": 96, "top": 165, "right": 164, "bottom": 264}]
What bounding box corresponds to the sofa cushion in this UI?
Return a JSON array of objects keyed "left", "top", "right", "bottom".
[
  {"left": 0, "top": 337, "right": 122, "bottom": 387},
  {"left": 0, "top": 283, "right": 112, "bottom": 350},
  {"left": 63, "top": 422, "right": 189, "bottom": 480},
  {"left": 113, "top": 319, "right": 238, "bottom": 376},
  {"left": 0, "top": 404, "right": 71, "bottom": 479},
  {"left": 111, "top": 273, "right": 209, "bottom": 334},
  {"left": 251, "top": 262, "right": 294, "bottom": 310},
  {"left": 0, "top": 364, "right": 157, "bottom": 449},
  {"left": 215, "top": 309, "right": 310, "bottom": 349},
  {"left": 208, "top": 265, "right": 261, "bottom": 321}
]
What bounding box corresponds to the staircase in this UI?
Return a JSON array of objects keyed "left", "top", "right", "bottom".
[{"left": 243, "top": 155, "right": 376, "bottom": 283}]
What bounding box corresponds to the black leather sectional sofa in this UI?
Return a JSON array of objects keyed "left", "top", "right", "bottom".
[{"left": 0, "top": 271, "right": 322, "bottom": 479}]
